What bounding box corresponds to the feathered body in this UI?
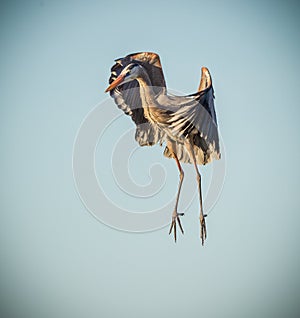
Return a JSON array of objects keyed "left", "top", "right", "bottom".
[{"left": 107, "top": 52, "right": 220, "bottom": 165}]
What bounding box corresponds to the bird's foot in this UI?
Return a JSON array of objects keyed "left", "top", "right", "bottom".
[
  {"left": 169, "top": 211, "right": 184, "bottom": 242},
  {"left": 200, "top": 214, "right": 207, "bottom": 246}
]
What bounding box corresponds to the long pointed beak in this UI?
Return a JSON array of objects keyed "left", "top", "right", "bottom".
[{"left": 105, "top": 74, "right": 125, "bottom": 93}]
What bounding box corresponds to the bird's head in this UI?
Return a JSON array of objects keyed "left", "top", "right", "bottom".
[{"left": 105, "top": 63, "right": 142, "bottom": 92}]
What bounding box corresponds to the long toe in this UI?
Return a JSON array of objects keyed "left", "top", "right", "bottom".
[
  {"left": 200, "top": 216, "right": 207, "bottom": 246},
  {"left": 177, "top": 217, "right": 184, "bottom": 234},
  {"left": 169, "top": 212, "right": 184, "bottom": 242}
]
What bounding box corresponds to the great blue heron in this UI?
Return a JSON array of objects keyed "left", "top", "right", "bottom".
[{"left": 105, "top": 52, "right": 220, "bottom": 245}]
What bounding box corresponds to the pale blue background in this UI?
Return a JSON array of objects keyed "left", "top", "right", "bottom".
[{"left": 1, "top": 0, "right": 300, "bottom": 317}]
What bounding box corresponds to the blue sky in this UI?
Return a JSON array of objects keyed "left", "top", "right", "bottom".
[{"left": 1, "top": 1, "right": 300, "bottom": 317}]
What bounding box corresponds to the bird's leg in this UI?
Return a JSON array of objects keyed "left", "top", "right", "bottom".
[
  {"left": 168, "top": 145, "right": 185, "bottom": 242},
  {"left": 185, "top": 140, "right": 207, "bottom": 246}
]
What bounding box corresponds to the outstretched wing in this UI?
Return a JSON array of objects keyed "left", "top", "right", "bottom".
[
  {"left": 196, "top": 67, "right": 218, "bottom": 126},
  {"left": 108, "top": 52, "right": 166, "bottom": 146},
  {"left": 164, "top": 67, "right": 220, "bottom": 165}
]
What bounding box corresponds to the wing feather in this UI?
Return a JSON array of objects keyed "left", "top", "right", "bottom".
[{"left": 164, "top": 68, "right": 220, "bottom": 165}]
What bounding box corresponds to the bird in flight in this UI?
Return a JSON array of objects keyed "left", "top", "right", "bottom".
[{"left": 105, "top": 52, "right": 220, "bottom": 245}]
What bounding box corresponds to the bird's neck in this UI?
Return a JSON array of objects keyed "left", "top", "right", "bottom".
[
  {"left": 136, "top": 70, "right": 156, "bottom": 103},
  {"left": 136, "top": 70, "right": 162, "bottom": 123}
]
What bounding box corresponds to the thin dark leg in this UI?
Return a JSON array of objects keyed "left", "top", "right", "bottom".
[
  {"left": 185, "top": 140, "right": 207, "bottom": 245},
  {"left": 167, "top": 143, "right": 185, "bottom": 242}
]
